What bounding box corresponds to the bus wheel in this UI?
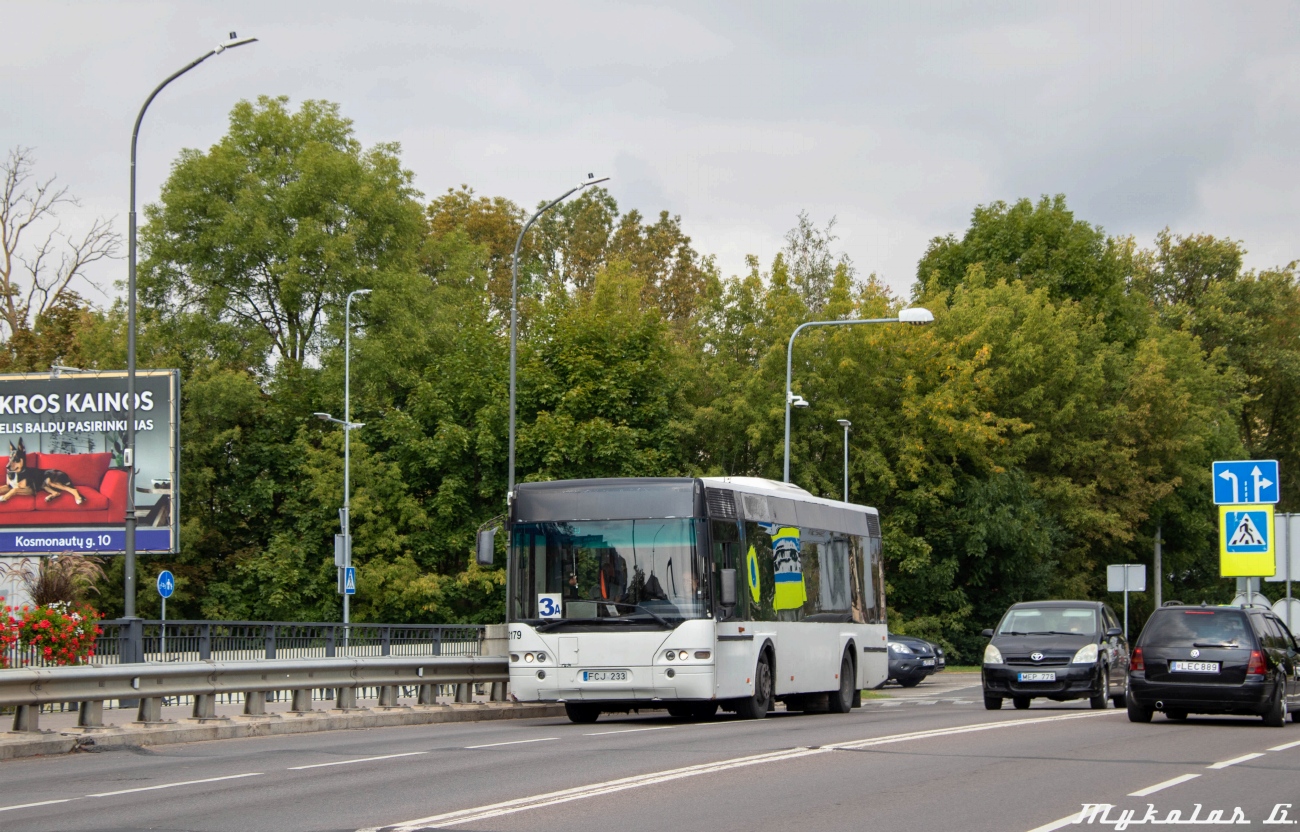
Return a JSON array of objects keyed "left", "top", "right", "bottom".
[
  {"left": 736, "top": 653, "right": 774, "bottom": 719},
  {"left": 564, "top": 703, "right": 600, "bottom": 724},
  {"left": 829, "top": 653, "right": 855, "bottom": 713}
]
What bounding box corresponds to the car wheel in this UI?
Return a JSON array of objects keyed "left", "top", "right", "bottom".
[
  {"left": 564, "top": 703, "right": 600, "bottom": 724},
  {"left": 1126, "top": 689, "right": 1153, "bottom": 723},
  {"left": 1165, "top": 708, "right": 1188, "bottom": 720},
  {"left": 1012, "top": 696, "right": 1031, "bottom": 710},
  {"left": 1263, "top": 682, "right": 1287, "bottom": 728},
  {"left": 984, "top": 694, "right": 1003, "bottom": 710},
  {"left": 735, "top": 652, "right": 774, "bottom": 719},
  {"left": 1089, "top": 667, "right": 1110, "bottom": 710},
  {"left": 829, "top": 653, "right": 855, "bottom": 714},
  {"left": 897, "top": 675, "right": 922, "bottom": 688}
]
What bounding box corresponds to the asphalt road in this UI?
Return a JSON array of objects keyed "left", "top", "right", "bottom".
[{"left": 2, "top": 677, "right": 1299, "bottom": 832}]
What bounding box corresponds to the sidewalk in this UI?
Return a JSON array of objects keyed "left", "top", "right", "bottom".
[
  {"left": 1, "top": 696, "right": 566, "bottom": 761},
  {"left": 875, "top": 671, "right": 982, "bottom": 699}
]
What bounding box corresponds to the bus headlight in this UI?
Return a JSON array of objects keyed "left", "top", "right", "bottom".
[
  {"left": 535, "top": 653, "right": 547, "bottom": 663},
  {"left": 524, "top": 653, "right": 535, "bottom": 663},
  {"left": 678, "top": 650, "right": 689, "bottom": 661},
  {"left": 665, "top": 650, "right": 676, "bottom": 661}
]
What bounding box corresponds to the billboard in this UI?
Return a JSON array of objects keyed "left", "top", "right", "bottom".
[{"left": 0, "top": 370, "right": 179, "bottom": 555}]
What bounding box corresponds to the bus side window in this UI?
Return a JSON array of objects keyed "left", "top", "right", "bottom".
[
  {"left": 711, "top": 520, "right": 742, "bottom": 620},
  {"left": 744, "top": 522, "right": 777, "bottom": 622},
  {"left": 870, "top": 534, "right": 885, "bottom": 622}
]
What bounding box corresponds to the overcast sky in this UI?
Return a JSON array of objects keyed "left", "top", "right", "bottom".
[{"left": 5, "top": 1, "right": 1299, "bottom": 303}]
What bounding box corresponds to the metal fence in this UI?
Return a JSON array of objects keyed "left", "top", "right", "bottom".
[
  {"left": 3, "top": 619, "right": 486, "bottom": 670},
  {"left": 1, "top": 654, "right": 511, "bottom": 733}
]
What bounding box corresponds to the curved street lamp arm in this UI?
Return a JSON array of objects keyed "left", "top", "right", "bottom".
[
  {"left": 123, "top": 36, "right": 257, "bottom": 619},
  {"left": 782, "top": 317, "right": 900, "bottom": 483},
  {"left": 507, "top": 177, "right": 608, "bottom": 500}
]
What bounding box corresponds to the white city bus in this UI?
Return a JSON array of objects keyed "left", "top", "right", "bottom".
[{"left": 507, "top": 476, "right": 887, "bottom": 723}]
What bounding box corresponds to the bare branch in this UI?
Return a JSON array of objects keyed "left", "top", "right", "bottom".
[{"left": 0, "top": 147, "right": 121, "bottom": 340}]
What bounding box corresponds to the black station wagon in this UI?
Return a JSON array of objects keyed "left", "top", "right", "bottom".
[{"left": 1127, "top": 603, "right": 1300, "bottom": 726}]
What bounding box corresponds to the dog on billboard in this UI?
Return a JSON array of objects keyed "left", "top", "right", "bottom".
[{"left": 0, "top": 439, "right": 84, "bottom": 504}]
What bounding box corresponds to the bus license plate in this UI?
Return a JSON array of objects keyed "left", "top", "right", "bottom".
[
  {"left": 1018, "top": 672, "right": 1056, "bottom": 682},
  {"left": 582, "top": 670, "right": 629, "bottom": 682},
  {"left": 1170, "top": 661, "right": 1220, "bottom": 673}
]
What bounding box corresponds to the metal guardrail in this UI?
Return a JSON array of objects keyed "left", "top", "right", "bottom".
[
  {"left": 3, "top": 627, "right": 511, "bottom": 733},
  {"left": 3, "top": 619, "right": 486, "bottom": 669}
]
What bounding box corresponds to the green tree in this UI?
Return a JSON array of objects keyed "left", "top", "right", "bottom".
[{"left": 139, "top": 96, "right": 427, "bottom": 373}]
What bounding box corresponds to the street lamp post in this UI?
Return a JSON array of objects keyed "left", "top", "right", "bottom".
[
  {"left": 783, "top": 307, "right": 933, "bottom": 484},
  {"left": 314, "top": 412, "right": 365, "bottom": 623},
  {"left": 343, "top": 289, "right": 370, "bottom": 624},
  {"left": 836, "top": 419, "right": 851, "bottom": 502},
  {"left": 125, "top": 33, "right": 257, "bottom": 618},
  {"left": 507, "top": 174, "right": 609, "bottom": 505}
]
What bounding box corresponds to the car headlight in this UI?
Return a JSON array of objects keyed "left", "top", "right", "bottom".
[
  {"left": 983, "top": 643, "right": 1003, "bottom": 665},
  {"left": 888, "top": 641, "right": 913, "bottom": 654},
  {"left": 1071, "top": 643, "right": 1099, "bottom": 665}
]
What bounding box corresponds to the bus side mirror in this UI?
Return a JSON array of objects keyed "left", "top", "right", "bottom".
[
  {"left": 476, "top": 528, "right": 496, "bottom": 566},
  {"left": 720, "top": 568, "right": 737, "bottom": 607}
]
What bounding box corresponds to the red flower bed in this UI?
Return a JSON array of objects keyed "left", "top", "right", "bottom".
[
  {"left": 14, "top": 603, "right": 102, "bottom": 667},
  {"left": 0, "top": 606, "right": 18, "bottom": 669}
]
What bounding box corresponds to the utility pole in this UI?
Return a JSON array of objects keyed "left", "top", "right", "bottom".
[{"left": 1153, "top": 523, "right": 1162, "bottom": 609}]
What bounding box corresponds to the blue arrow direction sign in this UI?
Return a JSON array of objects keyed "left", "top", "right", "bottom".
[
  {"left": 1213, "top": 460, "right": 1280, "bottom": 505},
  {"left": 343, "top": 566, "right": 357, "bottom": 595},
  {"left": 156, "top": 570, "right": 175, "bottom": 599}
]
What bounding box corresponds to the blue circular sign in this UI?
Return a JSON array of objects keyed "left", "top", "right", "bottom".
[{"left": 156, "top": 570, "right": 175, "bottom": 599}]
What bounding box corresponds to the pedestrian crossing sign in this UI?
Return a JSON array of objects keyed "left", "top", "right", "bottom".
[{"left": 1220, "top": 504, "right": 1275, "bottom": 577}]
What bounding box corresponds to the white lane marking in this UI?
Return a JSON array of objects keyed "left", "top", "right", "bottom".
[
  {"left": 359, "top": 747, "right": 821, "bottom": 831},
  {"left": 830, "top": 709, "right": 1116, "bottom": 752},
  {"left": 585, "top": 725, "right": 679, "bottom": 736},
  {"left": 290, "top": 752, "right": 429, "bottom": 770},
  {"left": 464, "top": 737, "right": 558, "bottom": 749},
  {"left": 87, "top": 772, "right": 263, "bottom": 797},
  {"left": 1027, "top": 810, "right": 1095, "bottom": 832},
  {"left": 0, "top": 798, "right": 77, "bottom": 813},
  {"left": 1128, "top": 773, "right": 1200, "bottom": 796},
  {"left": 1208, "top": 752, "right": 1265, "bottom": 770},
  {"left": 364, "top": 710, "right": 1119, "bottom": 832},
  {"left": 1269, "top": 738, "right": 1300, "bottom": 751}
]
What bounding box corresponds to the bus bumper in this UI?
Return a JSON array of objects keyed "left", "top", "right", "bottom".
[{"left": 510, "top": 664, "right": 716, "bottom": 703}]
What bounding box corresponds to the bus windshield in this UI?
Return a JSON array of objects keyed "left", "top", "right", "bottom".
[{"left": 511, "top": 519, "right": 706, "bottom": 624}]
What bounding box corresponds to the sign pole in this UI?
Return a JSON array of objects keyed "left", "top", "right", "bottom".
[
  {"left": 156, "top": 570, "right": 174, "bottom": 663},
  {"left": 1123, "top": 572, "right": 1129, "bottom": 642}
]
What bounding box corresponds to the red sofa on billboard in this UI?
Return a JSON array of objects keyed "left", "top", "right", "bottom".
[{"left": 0, "top": 452, "right": 127, "bottom": 525}]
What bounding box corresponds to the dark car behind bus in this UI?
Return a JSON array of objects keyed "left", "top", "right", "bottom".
[{"left": 1127, "top": 604, "right": 1299, "bottom": 726}]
